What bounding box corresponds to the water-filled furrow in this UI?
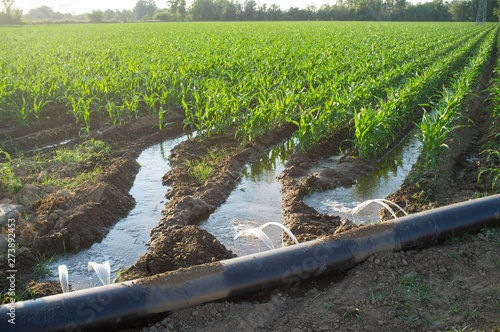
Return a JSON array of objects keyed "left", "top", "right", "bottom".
[
  {"left": 304, "top": 129, "right": 422, "bottom": 224},
  {"left": 197, "top": 139, "right": 295, "bottom": 255},
  {"left": 44, "top": 134, "right": 191, "bottom": 289},
  {"left": 27, "top": 139, "right": 75, "bottom": 153}
]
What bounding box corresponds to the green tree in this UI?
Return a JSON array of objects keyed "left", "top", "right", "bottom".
[
  {"left": 167, "top": 0, "right": 178, "bottom": 13},
  {"left": 267, "top": 3, "right": 282, "bottom": 20},
  {"left": 213, "top": 0, "right": 239, "bottom": 20},
  {"left": 87, "top": 9, "right": 105, "bottom": 22},
  {"left": 117, "top": 9, "right": 133, "bottom": 22},
  {"left": 494, "top": 1, "right": 500, "bottom": 21},
  {"left": 27, "top": 6, "right": 65, "bottom": 20},
  {"left": 178, "top": 0, "right": 187, "bottom": 15},
  {"left": 256, "top": 4, "right": 267, "bottom": 20},
  {"left": 1, "top": 0, "right": 14, "bottom": 15},
  {"left": 393, "top": 0, "right": 407, "bottom": 20},
  {"left": 449, "top": 0, "right": 469, "bottom": 21},
  {"left": 134, "top": 0, "right": 156, "bottom": 21},
  {"left": 0, "top": 0, "right": 22, "bottom": 24},
  {"left": 243, "top": 0, "right": 257, "bottom": 20},
  {"left": 191, "top": 0, "right": 217, "bottom": 20},
  {"left": 306, "top": 4, "right": 317, "bottom": 20},
  {"left": 146, "top": 0, "right": 157, "bottom": 17},
  {"left": 105, "top": 9, "right": 116, "bottom": 21}
]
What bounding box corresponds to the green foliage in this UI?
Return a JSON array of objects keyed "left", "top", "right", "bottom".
[
  {"left": 39, "top": 165, "right": 102, "bottom": 189},
  {"left": 0, "top": 4, "right": 22, "bottom": 25},
  {"left": 393, "top": 272, "right": 435, "bottom": 321},
  {"left": 154, "top": 11, "right": 179, "bottom": 21},
  {"left": 478, "top": 143, "right": 500, "bottom": 191},
  {"left": 186, "top": 159, "right": 213, "bottom": 184},
  {"left": 185, "top": 146, "right": 226, "bottom": 183},
  {"left": 32, "top": 251, "right": 55, "bottom": 278},
  {"left": 418, "top": 49, "right": 489, "bottom": 168},
  {"left": 479, "top": 39, "right": 500, "bottom": 192},
  {"left": 2, "top": 288, "right": 36, "bottom": 303},
  {"left": 87, "top": 10, "right": 105, "bottom": 22},
  {"left": 0, "top": 149, "right": 22, "bottom": 194},
  {"left": 354, "top": 25, "right": 495, "bottom": 159},
  {"left": 0, "top": 22, "right": 497, "bottom": 156},
  {"left": 53, "top": 140, "right": 111, "bottom": 164}
]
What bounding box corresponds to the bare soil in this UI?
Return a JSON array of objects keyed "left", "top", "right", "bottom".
[{"left": 0, "top": 52, "right": 499, "bottom": 332}]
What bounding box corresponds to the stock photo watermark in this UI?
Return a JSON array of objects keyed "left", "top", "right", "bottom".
[{"left": 4, "top": 218, "right": 17, "bottom": 325}]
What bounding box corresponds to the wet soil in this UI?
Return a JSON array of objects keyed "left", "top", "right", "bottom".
[
  {"left": 118, "top": 123, "right": 299, "bottom": 279},
  {"left": 0, "top": 110, "right": 188, "bottom": 301},
  {"left": 384, "top": 48, "right": 499, "bottom": 219}
]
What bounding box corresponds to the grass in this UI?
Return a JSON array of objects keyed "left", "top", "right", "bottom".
[
  {"left": 32, "top": 251, "right": 55, "bottom": 278},
  {"left": 2, "top": 288, "right": 36, "bottom": 304},
  {"left": 465, "top": 302, "right": 479, "bottom": 320},
  {"left": 0, "top": 149, "right": 23, "bottom": 195},
  {"left": 0, "top": 140, "right": 109, "bottom": 197},
  {"left": 39, "top": 164, "right": 103, "bottom": 189},
  {"left": 186, "top": 159, "right": 213, "bottom": 184},
  {"left": 342, "top": 302, "right": 363, "bottom": 321},
  {"left": 227, "top": 310, "right": 238, "bottom": 319},
  {"left": 367, "top": 286, "right": 387, "bottom": 302},
  {"left": 53, "top": 139, "right": 111, "bottom": 164},
  {"left": 185, "top": 146, "right": 227, "bottom": 184},
  {"left": 392, "top": 272, "right": 436, "bottom": 321},
  {"left": 481, "top": 225, "right": 500, "bottom": 245},
  {"left": 447, "top": 250, "right": 462, "bottom": 259},
  {"left": 445, "top": 231, "right": 468, "bottom": 245},
  {"left": 478, "top": 142, "right": 500, "bottom": 192}
]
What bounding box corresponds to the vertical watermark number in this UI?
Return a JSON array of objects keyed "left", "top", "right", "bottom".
[{"left": 5, "top": 218, "right": 17, "bottom": 325}]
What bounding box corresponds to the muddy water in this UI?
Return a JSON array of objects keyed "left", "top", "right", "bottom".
[
  {"left": 197, "top": 140, "right": 295, "bottom": 255},
  {"left": 304, "top": 130, "right": 421, "bottom": 224},
  {"left": 45, "top": 134, "right": 191, "bottom": 289}
]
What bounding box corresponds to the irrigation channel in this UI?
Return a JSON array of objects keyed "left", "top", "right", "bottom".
[
  {"left": 304, "top": 129, "right": 422, "bottom": 224},
  {"left": 197, "top": 139, "right": 296, "bottom": 255},
  {"left": 44, "top": 127, "right": 422, "bottom": 290},
  {"left": 44, "top": 134, "right": 192, "bottom": 289}
]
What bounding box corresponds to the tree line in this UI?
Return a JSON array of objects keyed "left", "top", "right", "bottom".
[{"left": 1, "top": 0, "right": 499, "bottom": 24}]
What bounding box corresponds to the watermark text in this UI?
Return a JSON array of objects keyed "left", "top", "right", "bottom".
[{"left": 5, "top": 218, "right": 17, "bottom": 325}]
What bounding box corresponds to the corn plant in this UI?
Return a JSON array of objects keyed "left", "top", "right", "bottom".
[
  {"left": 354, "top": 25, "right": 495, "bottom": 159},
  {"left": 418, "top": 30, "right": 494, "bottom": 167},
  {"left": 478, "top": 143, "right": 500, "bottom": 191},
  {"left": 0, "top": 21, "right": 495, "bottom": 150}
]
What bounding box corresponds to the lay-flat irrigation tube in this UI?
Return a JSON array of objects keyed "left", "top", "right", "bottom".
[{"left": 2, "top": 194, "right": 500, "bottom": 332}]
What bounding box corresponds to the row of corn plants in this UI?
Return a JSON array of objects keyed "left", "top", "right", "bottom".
[
  {"left": 479, "top": 32, "right": 500, "bottom": 191},
  {"left": 352, "top": 24, "right": 497, "bottom": 158},
  {"left": 289, "top": 26, "right": 484, "bottom": 150},
  {"left": 419, "top": 29, "right": 495, "bottom": 168},
  {"left": 0, "top": 22, "right": 495, "bottom": 148}
]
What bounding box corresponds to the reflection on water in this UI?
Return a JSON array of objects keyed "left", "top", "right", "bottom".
[
  {"left": 197, "top": 139, "right": 295, "bottom": 256},
  {"left": 241, "top": 140, "right": 295, "bottom": 180},
  {"left": 43, "top": 134, "right": 191, "bottom": 289},
  {"left": 304, "top": 129, "right": 421, "bottom": 224}
]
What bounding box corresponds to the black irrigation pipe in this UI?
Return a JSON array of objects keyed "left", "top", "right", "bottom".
[{"left": 2, "top": 194, "right": 500, "bottom": 332}]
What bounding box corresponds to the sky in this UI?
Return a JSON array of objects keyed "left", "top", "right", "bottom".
[{"left": 13, "top": 0, "right": 432, "bottom": 15}]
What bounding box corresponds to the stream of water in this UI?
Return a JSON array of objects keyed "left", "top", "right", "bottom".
[
  {"left": 197, "top": 139, "right": 295, "bottom": 255},
  {"left": 304, "top": 129, "right": 422, "bottom": 224},
  {"left": 45, "top": 134, "right": 190, "bottom": 289},
  {"left": 44, "top": 127, "right": 422, "bottom": 289}
]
